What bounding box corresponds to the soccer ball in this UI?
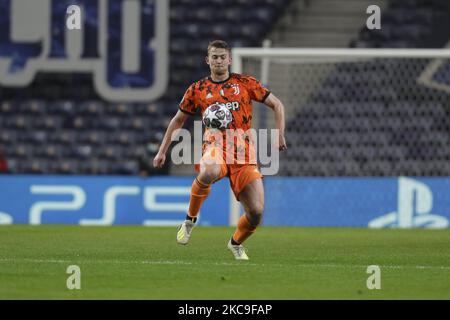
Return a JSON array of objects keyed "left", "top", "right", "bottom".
[{"left": 202, "top": 103, "right": 233, "bottom": 130}]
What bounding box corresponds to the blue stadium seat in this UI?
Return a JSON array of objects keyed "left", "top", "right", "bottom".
[
  {"left": 110, "top": 161, "right": 139, "bottom": 175},
  {"left": 251, "top": 8, "right": 275, "bottom": 24},
  {"left": 64, "top": 116, "right": 90, "bottom": 130},
  {"left": 133, "top": 103, "right": 161, "bottom": 116},
  {"left": 22, "top": 159, "right": 51, "bottom": 174},
  {"left": 51, "top": 160, "right": 79, "bottom": 174},
  {"left": 78, "top": 101, "right": 104, "bottom": 116},
  {"left": 11, "top": 145, "right": 33, "bottom": 159},
  {"left": 169, "top": 6, "right": 188, "bottom": 22},
  {"left": 3, "top": 115, "right": 31, "bottom": 130},
  {"left": 4, "top": 158, "right": 19, "bottom": 173},
  {"left": 77, "top": 131, "right": 106, "bottom": 146},
  {"left": 33, "top": 145, "right": 65, "bottom": 160},
  {"left": 19, "top": 131, "right": 47, "bottom": 144},
  {"left": 47, "top": 101, "right": 75, "bottom": 116},
  {"left": 0, "top": 130, "right": 18, "bottom": 145},
  {"left": 209, "top": 23, "right": 231, "bottom": 38},
  {"left": 48, "top": 130, "right": 77, "bottom": 145},
  {"left": 223, "top": 7, "right": 246, "bottom": 23},
  {"left": 122, "top": 118, "right": 147, "bottom": 131},
  {"left": 0, "top": 101, "right": 15, "bottom": 114},
  {"left": 92, "top": 117, "right": 121, "bottom": 130},
  {"left": 32, "top": 116, "right": 63, "bottom": 130},
  {"left": 96, "top": 145, "right": 123, "bottom": 160},
  {"left": 19, "top": 100, "right": 47, "bottom": 115},
  {"left": 190, "top": 7, "right": 218, "bottom": 22},
  {"left": 105, "top": 103, "right": 132, "bottom": 117}
]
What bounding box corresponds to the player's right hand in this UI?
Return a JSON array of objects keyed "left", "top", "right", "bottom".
[
  {"left": 153, "top": 152, "right": 166, "bottom": 168},
  {"left": 278, "top": 134, "right": 287, "bottom": 151}
]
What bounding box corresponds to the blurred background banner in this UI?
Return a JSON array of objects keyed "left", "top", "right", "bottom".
[
  {"left": 0, "top": 176, "right": 448, "bottom": 228},
  {"left": 0, "top": 0, "right": 169, "bottom": 102},
  {"left": 0, "top": 175, "right": 231, "bottom": 226},
  {"left": 264, "top": 176, "right": 449, "bottom": 228}
]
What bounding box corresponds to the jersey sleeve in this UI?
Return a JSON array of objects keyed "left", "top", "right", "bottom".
[
  {"left": 246, "top": 76, "right": 271, "bottom": 103},
  {"left": 179, "top": 83, "right": 197, "bottom": 115}
]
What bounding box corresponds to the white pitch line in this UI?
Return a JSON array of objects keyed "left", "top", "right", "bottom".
[
  {"left": 289, "top": 263, "right": 450, "bottom": 271},
  {"left": 0, "top": 258, "right": 449, "bottom": 270},
  {"left": 0, "top": 258, "right": 193, "bottom": 265}
]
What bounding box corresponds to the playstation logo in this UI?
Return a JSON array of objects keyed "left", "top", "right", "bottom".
[{"left": 369, "top": 177, "right": 449, "bottom": 228}]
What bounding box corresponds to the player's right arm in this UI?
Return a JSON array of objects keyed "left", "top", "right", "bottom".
[
  {"left": 153, "top": 110, "right": 189, "bottom": 168},
  {"left": 154, "top": 83, "right": 197, "bottom": 169}
]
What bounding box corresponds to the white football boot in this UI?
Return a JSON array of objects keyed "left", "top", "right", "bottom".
[
  {"left": 227, "top": 239, "right": 249, "bottom": 260},
  {"left": 176, "top": 220, "right": 195, "bottom": 245}
]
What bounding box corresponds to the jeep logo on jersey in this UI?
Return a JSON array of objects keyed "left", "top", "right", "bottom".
[
  {"left": 209, "top": 101, "right": 240, "bottom": 111},
  {"left": 0, "top": 0, "right": 168, "bottom": 102}
]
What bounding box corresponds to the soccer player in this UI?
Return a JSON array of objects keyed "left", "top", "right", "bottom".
[{"left": 153, "top": 40, "right": 287, "bottom": 260}]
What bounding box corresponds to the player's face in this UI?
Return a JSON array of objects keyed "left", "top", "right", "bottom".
[{"left": 206, "top": 47, "right": 231, "bottom": 76}]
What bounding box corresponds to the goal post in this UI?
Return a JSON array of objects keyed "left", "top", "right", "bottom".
[
  {"left": 232, "top": 48, "right": 450, "bottom": 71},
  {"left": 228, "top": 47, "right": 450, "bottom": 226},
  {"left": 231, "top": 47, "right": 450, "bottom": 129}
]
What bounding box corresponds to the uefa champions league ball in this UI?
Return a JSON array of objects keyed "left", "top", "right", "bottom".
[{"left": 202, "top": 103, "right": 233, "bottom": 130}]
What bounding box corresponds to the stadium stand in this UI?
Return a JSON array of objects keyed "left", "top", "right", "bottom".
[
  {"left": 1, "top": 0, "right": 449, "bottom": 177},
  {"left": 0, "top": 0, "right": 293, "bottom": 175},
  {"left": 278, "top": 0, "right": 450, "bottom": 176}
]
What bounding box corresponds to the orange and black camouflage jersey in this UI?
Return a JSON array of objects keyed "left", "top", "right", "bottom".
[
  {"left": 179, "top": 73, "right": 270, "bottom": 131},
  {"left": 179, "top": 73, "right": 271, "bottom": 164}
]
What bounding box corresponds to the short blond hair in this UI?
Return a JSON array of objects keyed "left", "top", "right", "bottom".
[{"left": 207, "top": 40, "right": 231, "bottom": 55}]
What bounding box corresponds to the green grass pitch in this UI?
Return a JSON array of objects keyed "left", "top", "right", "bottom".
[{"left": 0, "top": 225, "right": 449, "bottom": 299}]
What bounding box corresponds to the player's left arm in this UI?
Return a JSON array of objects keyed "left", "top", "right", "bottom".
[{"left": 263, "top": 93, "right": 287, "bottom": 151}]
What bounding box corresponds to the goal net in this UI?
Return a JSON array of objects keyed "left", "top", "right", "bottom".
[{"left": 232, "top": 48, "right": 450, "bottom": 177}]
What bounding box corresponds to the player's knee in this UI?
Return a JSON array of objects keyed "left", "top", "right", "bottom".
[
  {"left": 247, "top": 204, "right": 264, "bottom": 227},
  {"left": 199, "top": 165, "right": 222, "bottom": 184}
]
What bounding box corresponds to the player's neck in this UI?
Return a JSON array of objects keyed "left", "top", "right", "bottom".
[{"left": 210, "top": 72, "right": 230, "bottom": 83}]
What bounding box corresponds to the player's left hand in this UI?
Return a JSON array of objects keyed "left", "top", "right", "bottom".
[{"left": 279, "top": 134, "right": 287, "bottom": 151}]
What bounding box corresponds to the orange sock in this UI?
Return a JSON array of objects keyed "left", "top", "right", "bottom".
[
  {"left": 187, "top": 177, "right": 212, "bottom": 219},
  {"left": 232, "top": 214, "right": 257, "bottom": 244}
]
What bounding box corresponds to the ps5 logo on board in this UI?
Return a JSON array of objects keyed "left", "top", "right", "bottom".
[{"left": 369, "top": 177, "right": 449, "bottom": 228}]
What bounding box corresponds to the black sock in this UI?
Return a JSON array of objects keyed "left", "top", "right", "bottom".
[
  {"left": 230, "top": 237, "right": 240, "bottom": 246},
  {"left": 186, "top": 214, "right": 197, "bottom": 223}
]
